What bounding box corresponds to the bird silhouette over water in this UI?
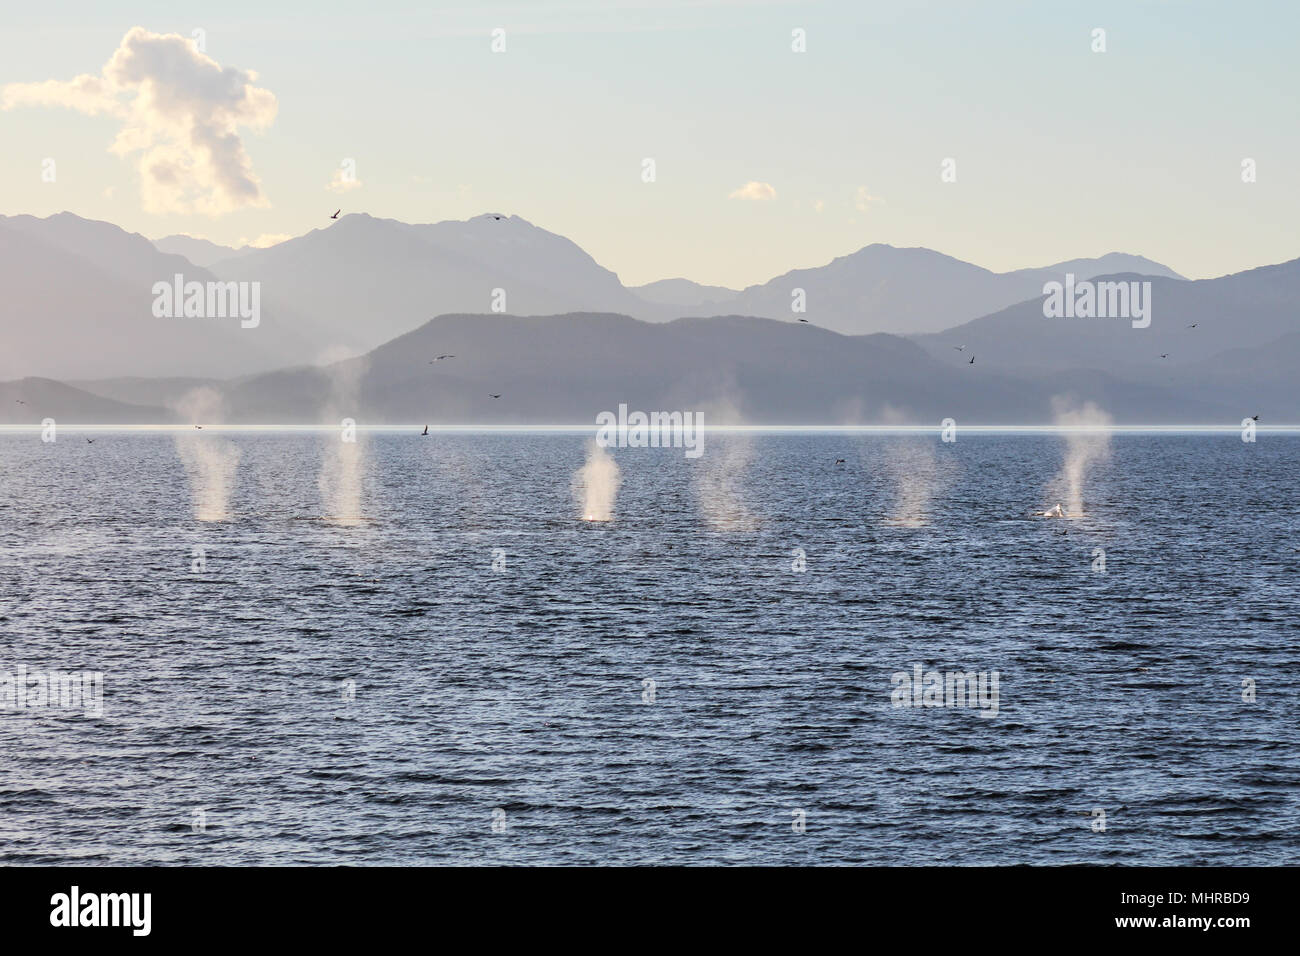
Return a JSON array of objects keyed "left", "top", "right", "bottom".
[
  {"left": 85, "top": 438, "right": 94, "bottom": 444},
  {"left": 492, "top": 215, "right": 503, "bottom": 220},
  {"left": 797, "top": 318, "right": 810, "bottom": 323},
  {"left": 835, "top": 458, "right": 846, "bottom": 464},
  {"left": 194, "top": 425, "right": 202, "bottom": 429},
  {"left": 330, "top": 209, "right": 340, "bottom": 219},
  {"left": 1251, "top": 414, "right": 1260, "bottom": 421},
  {"left": 421, "top": 425, "right": 429, "bottom": 436}
]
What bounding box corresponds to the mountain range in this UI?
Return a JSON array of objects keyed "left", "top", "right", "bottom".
[{"left": 0, "top": 210, "right": 1295, "bottom": 424}]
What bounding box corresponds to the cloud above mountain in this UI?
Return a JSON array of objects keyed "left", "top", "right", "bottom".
[
  {"left": 327, "top": 166, "right": 363, "bottom": 193},
  {"left": 239, "top": 232, "right": 293, "bottom": 248},
  {"left": 1, "top": 27, "right": 276, "bottom": 215},
  {"left": 729, "top": 181, "right": 776, "bottom": 201},
  {"left": 854, "top": 186, "right": 882, "bottom": 213}
]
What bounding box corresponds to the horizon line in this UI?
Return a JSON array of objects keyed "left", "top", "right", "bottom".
[{"left": 1, "top": 424, "right": 1294, "bottom": 434}]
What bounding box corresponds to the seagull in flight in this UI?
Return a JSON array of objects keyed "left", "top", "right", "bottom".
[
  {"left": 194, "top": 425, "right": 203, "bottom": 429},
  {"left": 489, "top": 394, "right": 502, "bottom": 399},
  {"left": 14, "top": 399, "right": 26, "bottom": 405},
  {"left": 835, "top": 458, "right": 846, "bottom": 465},
  {"left": 1187, "top": 323, "right": 1198, "bottom": 328},
  {"left": 1251, "top": 414, "right": 1260, "bottom": 422},
  {"left": 797, "top": 318, "right": 810, "bottom": 324},
  {"left": 85, "top": 438, "right": 94, "bottom": 444},
  {"left": 968, "top": 355, "right": 975, "bottom": 365},
  {"left": 492, "top": 215, "right": 503, "bottom": 220},
  {"left": 330, "top": 209, "right": 340, "bottom": 219},
  {"left": 429, "top": 354, "right": 455, "bottom": 362},
  {"left": 1160, "top": 353, "right": 1169, "bottom": 359},
  {"left": 953, "top": 345, "right": 966, "bottom": 352},
  {"left": 421, "top": 425, "right": 429, "bottom": 436}
]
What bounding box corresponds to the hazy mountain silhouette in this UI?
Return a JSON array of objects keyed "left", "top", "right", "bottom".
[
  {"left": 916, "top": 259, "right": 1300, "bottom": 370},
  {"left": 6, "top": 210, "right": 1290, "bottom": 422},
  {"left": 64, "top": 376, "right": 223, "bottom": 410},
  {"left": 0, "top": 376, "right": 171, "bottom": 424},
  {"left": 726, "top": 246, "right": 1184, "bottom": 335},
  {"left": 632, "top": 278, "right": 739, "bottom": 310},
  {"left": 0, "top": 213, "right": 315, "bottom": 380},
  {"left": 6, "top": 307, "right": 1275, "bottom": 423},
  {"left": 204, "top": 213, "right": 661, "bottom": 354},
  {"left": 182, "top": 312, "right": 1239, "bottom": 425},
  {"left": 3, "top": 211, "right": 1193, "bottom": 384},
  {"left": 196, "top": 213, "right": 1186, "bottom": 345},
  {"left": 1168, "top": 330, "right": 1300, "bottom": 418},
  {"left": 153, "top": 234, "right": 259, "bottom": 268},
  {"left": 211, "top": 217, "right": 1180, "bottom": 344}
]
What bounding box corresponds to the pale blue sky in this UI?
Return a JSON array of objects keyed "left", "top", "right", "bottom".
[{"left": 2, "top": 0, "right": 1297, "bottom": 288}]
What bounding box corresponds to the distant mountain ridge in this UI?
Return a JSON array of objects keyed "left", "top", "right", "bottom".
[
  {"left": 1, "top": 210, "right": 1191, "bottom": 382},
  {"left": 6, "top": 208, "right": 1289, "bottom": 425},
  {"left": 0, "top": 376, "right": 170, "bottom": 424},
  {"left": 201, "top": 217, "right": 1184, "bottom": 342},
  {"left": 723, "top": 246, "right": 1184, "bottom": 336},
  {"left": 0, "top": 212, "right": 315, "bottom": 381},
  {"left": 5, "top": 310, "right": 1275, "bottom": 426},
  {"left": 201, "top": 212, "right": 658, "bottom": 355},
  {"left": 221, "top": 309, "right": 1288, "bottom": 424},
  {"left": 915, "top": 258, "right": 1300, "bottom": 372},
  {"left": 631, "top": 278, "right": 739, "bottom": 310},
  {"left": 153, "top": 234, "right": 259, "bottom": 268}
]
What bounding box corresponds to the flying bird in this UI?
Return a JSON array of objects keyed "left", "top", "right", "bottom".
[
  {"left": 953, "top": 345, "right": 966, "bottom": 352},
  {"left": 330, "top": 209, "right": 340, "bottom": 219},
  {"left": 85, "top": 438, "right": 94, "bottom": 444},
  {"left": 1187, "top": 323, "right": 1198, "bottom": 328},
  {"left": 1160, "top": 353, "right": 1169, "bottom": 359},
  {"left": 968, "top": 355, "right": 975, "bottom": 365},
  {"left": 14, "top": 399, "right": 26, "bottom": 405},
  {"left": 422, "top": 425, "right": 429, "bottom": 436},
  {"left": 492, "top": 215, "right": 503, "bottom": 220},
  {"left": 429, "top": 354, "right": 455, "bottom": 362},
  {"left": 1251, "top": 414, "right": 1260, "bottom": 421},
  {"left": 797, "top": 318, "right": 810, "bottom": 324},
  {"left": 835, "top": 458, "right": 846, "bottom": 465},
  {"left": 489, "top": 394, "right": 502, "bottom": 399},
  {"left": 194, "top": 425, "right": 202, "bottom": 429}
]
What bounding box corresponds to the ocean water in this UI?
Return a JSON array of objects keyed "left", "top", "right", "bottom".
[{"left": 0, "top": 430, "right": 1296, "bottom": 865}]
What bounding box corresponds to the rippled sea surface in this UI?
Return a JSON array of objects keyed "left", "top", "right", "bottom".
[{"left": 1, "top": 430, "right": 1297, "bottom": 865}]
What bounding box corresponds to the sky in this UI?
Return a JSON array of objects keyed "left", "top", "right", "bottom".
[{"left": 1, "top": 0, "right": 1298, "bottom": 289}]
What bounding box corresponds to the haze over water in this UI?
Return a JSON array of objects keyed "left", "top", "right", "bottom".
[{"left": 0, "top": 432, "right": 1295, "bottom": 864}]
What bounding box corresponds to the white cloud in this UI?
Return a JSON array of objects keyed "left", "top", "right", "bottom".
[
  {"left": 327, "top": 168, "right": 363, "bottom": 193},
  {"left": 238, "top": 233, "right": 292, "bottom": 249},
  {"left": 729, "top": 181, "right": 776, "bottom": 201},
  {"left": 2, "top": 27, "right": 276, "bottom": 216},
  {"left": 855, "top": 186, "right": 883, "bottom": 213}
]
